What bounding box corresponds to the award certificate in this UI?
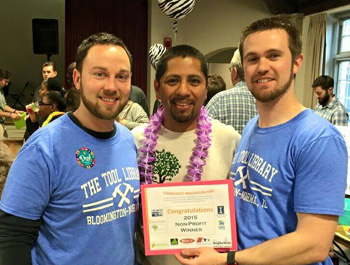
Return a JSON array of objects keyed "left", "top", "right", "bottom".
[{"left": 141, "top": 179, "right": 237, "bottom": 255}]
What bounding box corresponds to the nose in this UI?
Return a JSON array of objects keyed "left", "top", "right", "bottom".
[
  {"left": 256, "top": 57, "right": 270, "bottom": 74},
  {"left": 175, "top": 80, "right": 191, "bottom": 97},
  {"left": 104, "top": 77, "right": 118, "bottom": 93}
]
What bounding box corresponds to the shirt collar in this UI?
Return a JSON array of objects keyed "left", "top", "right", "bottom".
[{"left": 321, "top": 97, "right": 337, "bottom": 109}]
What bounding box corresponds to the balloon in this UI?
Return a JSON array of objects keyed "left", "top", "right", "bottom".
[
  {"left": 158, "top": 0, "right": 195, "bottom": 20},
  {"left": 158, "top": 0, "right": 195, "bottom": 35},
  {"left": 148, "top": 44, "right": 167, "bottom": 70}
]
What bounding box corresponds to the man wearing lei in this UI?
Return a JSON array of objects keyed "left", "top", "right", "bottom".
[{"left": 132, "top": 45, "right": 241, "bottom": 265}]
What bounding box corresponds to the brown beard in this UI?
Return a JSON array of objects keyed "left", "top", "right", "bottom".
[{"left": 79, "top": 81, "right": 127, "bottom": 120}]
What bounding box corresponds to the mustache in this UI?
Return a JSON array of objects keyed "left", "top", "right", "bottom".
[
  {"left": 100, "top": 91, "right": 120, "bottom": 97},
  {"left": 170, "top": 97, "right": 194, "bottom": 103}
]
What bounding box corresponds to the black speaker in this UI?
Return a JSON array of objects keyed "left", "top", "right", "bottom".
[{"left": 32, "top": 18, "right": 59, "bottom": 55}]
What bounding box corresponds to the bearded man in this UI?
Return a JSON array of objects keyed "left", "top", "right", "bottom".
[
  {"left": 313, "top": 75, "right": 348, "bottom": 126},
  {"left": 0, "top": 33, "right": 140, "bottom": 265}
]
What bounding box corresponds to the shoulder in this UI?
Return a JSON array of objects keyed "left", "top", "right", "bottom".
[
  {"left": 130, "top": 85, "right": 145, "bottom": 97},
  {"left": 131, "top": 125, "right": 146, "bottom": 145},
  {"left": 211, "top": 119, "right": 241, "bottom": 140},
  {"left": 295, "top": 109, "right": 344, "bottom": 143},
  {"left": 334, "top": 99, "right": 348, "bottom": 112},
  {"left": 130, "top": 102, "right": 145, "bottom": 111},
  {"left": 116, "top": 122, "right": 134, "bottom": 139},
  {"left": 27, "top": 114, "right": 69, "bottom": 143},
  {"left": 206, "top": 89, "right": 235, "bottom": 107}
]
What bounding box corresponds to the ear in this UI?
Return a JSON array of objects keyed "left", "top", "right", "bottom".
[
  {"left": 293, "top": 53, "right": 304, "bottom": 74},
  {"left": 154, "top": 80, "right": 161, "bottom": 100},
  {"left": 328, "top": 87, "right": 334, "bottom": 95},
  {"left": 53, "top": 71, "right": 58, "bottom": 77},
  {"left": 230, "top": 67, "right": 238, "bottom": 85},
  {"left": 73, "top": 69, "right": 81, "bottom": 91},
  {"left": 204, "top": 83, "right": 208, "bottom": 100}
]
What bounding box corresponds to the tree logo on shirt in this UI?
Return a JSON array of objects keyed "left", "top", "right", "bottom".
[
  {"left": 76, "top": 147, "right": 96, "bottom": 169},
  {"left": 152, "top": 149, "right": 181, "bottom": 183}
]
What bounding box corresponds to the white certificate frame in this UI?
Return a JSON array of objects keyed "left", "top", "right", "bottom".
[{"left": 141, "top": 179, "right": 237, "bottom": 256}]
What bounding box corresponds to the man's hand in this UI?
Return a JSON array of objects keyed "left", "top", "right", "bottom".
[
  {"left": 10, "top": 112, "right": 20, "bottom": 121},
  {"left": 174, "top": 247, "right": 226, "bottom": 265}
]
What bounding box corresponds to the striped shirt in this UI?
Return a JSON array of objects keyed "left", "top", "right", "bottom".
[
  {"left": 205, "top": 81, "right": 258, "bottom": 134},
  {"left": 314, "top": 97, "right": 348, "bottom": 126}
]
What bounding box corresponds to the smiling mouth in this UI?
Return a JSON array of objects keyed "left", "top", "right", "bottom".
[
  {"left": 172, "top": 100, "right": 194, "bottom": 108},
  {"left": 100, "top": 97, "right": 118, "bottom": 103},
  {"left": 175, "top": 102, "right": 190, "bottom": 106},
  {"left": 256, "top": 78, "right": 274, "bottom": 84}
]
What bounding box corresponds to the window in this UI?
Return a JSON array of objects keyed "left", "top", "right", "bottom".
[{"left": 333, "top": 16, "right": 350, "bottom": 122}]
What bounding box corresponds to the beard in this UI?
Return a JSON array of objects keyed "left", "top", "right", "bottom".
[
  {"left": 250, "top": 70, "right": 294, "bottom": 103},
  {"left": 169, "top": 99, "right": 196, "bottom": 123},
  {"left": 80, "top": 81, "right": 127, "bottom": 120},
  {"left": 319, "top": 92, "right": 330, "bottom": 107}
]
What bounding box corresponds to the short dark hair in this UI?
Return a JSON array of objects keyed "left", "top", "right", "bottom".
[
  {"left": 46, "top": 77, "right": 63, "bottom": 93},
  {"left": 66, "top": 62, "right": 76, "bottom": 87},
  {"left": 155, "top": 45, "right": 208, "bottom": 85},
  {"left": 312, "top": 75, "right": 334, "bottom": 91},
  {"left": 0, "top": 68, "right": 11, "bottom": 79},
  {"left": 45, "top": 91, "right": 67, "bottom": 112},
  {"left": 65, "top": 88, "right": 80, "bottom": 112},
  {"left": 205, "top": 74, "right": 226, "bottom": 105},
  {"left": 42, "top": 61, "right": 56, "bottom": 72},
  {"left": 239, "top": 17, "right": 302, "bottom": 62},
  {"left": 75, "top": 32, "right": 132, "bottom": 73}
]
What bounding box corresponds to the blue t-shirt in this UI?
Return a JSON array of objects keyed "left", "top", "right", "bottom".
[
  {"left": 1, "top": 114, "right": 140, "bottom": 265},
  {"left": 230, "top": 109, "right": 347, "bottom": 265}
]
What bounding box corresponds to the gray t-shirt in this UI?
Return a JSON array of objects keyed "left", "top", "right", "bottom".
[{"left": 0, "top": 89, "right": 7, "bottom": 122}]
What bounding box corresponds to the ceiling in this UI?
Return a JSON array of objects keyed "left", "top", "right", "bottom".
[{"left": 262, "top": 0, "right": 350, "bottom": 15}]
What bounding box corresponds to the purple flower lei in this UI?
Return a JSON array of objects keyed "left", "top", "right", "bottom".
[{"left": 139, "top": 106, "right": 212, "bottom": 184}]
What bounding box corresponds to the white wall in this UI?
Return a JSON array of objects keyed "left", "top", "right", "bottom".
[
  {"left": 148, "top": 0, "right": 272, "bottom": 112},
  {"left": 0, "top": 0, "right": 65, "bottom": 107}
]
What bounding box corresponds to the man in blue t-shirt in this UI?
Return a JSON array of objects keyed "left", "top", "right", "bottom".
[
  {"left": 176, "top": 17, "right": 347, "bottom": 265},
  {"left": 0, "top": 33, "right": 140, "bottom": 265}
]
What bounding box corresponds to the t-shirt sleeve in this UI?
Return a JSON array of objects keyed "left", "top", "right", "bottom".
[
  {"left": 0, "top": 144, "right": 54, "bottom": 220},
  {"left": 294, "top": 135, "right": 347, "bottom": 216}
]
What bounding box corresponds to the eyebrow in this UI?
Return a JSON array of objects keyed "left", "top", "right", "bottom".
[
  {"left": 164, "top": 74, "right": 203, "bottom": 78},
  {"left": 244, "top": 49, "right": 283, "bottom": 58},
  {"left": 91, "top": 67, "right": 130, "bottom": 73},
  {"left": 118, "top": 69, "right": 131, "bottom": 74}
]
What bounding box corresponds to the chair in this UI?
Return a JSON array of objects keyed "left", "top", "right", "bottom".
[{"left": 7, "top": 81, "right": 30, "bottom": 110}]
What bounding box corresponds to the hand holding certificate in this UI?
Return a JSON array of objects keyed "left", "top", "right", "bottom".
[{"left": 141, "top": 179, "right": 237, "bottom": 255}]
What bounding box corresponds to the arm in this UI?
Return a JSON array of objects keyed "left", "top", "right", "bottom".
[
  {"left": 4, "top": 105, "right": 24, "bottom": 115},
  {"left": 333, "top": 110, "right": 348, "bottom": 126},
  {"left": 176, "top": 213, "right": 337, "bottom": 265},
  {"left": 0, "top": 144, "right": 51, "bottom": 264},
  {"left": 1, "top": 105, "right": 23, "bottom": 120},
  {"left": 122, "top": 103, "right": 149, "bottom": 130},
  {"left": 28, "top": 112, "right": 38, "bottom": 123},
  {"left": 0, "top": 209, "right": 42, "bottom": 265},
  {"left": 0, "top": 111, "right": 19, "bottom": 121}
]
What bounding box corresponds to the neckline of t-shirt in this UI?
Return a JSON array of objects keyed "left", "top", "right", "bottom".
[
  {"left": 67, "top": 112, "right": 117, "bottom": 140},
  {"left": 160, "top": 124, "right": 196, "bottom": 137}
]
